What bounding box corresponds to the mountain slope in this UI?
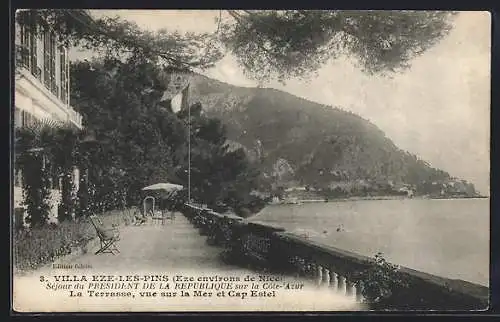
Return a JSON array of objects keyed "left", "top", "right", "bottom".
[{"left": 188, "top": 74, "right": 464, "bottom": 194}]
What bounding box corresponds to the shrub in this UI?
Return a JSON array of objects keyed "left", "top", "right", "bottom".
[
  {"left": 13, "top": 208, "right": 133, "bottom": 272},
  {"left": 353, "top": 252, "right": 410, "bottom": 308},
  {"left": 13, "top": 220, "right": 93, "bottom": 272}
]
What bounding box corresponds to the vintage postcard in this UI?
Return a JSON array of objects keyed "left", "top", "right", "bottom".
[{"left": 11, "top": 9, "right": 490, "bottom": 312}]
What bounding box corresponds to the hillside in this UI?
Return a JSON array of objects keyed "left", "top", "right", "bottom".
[{"left": 187, "top": 74, "right": 476, "bottom": 197}]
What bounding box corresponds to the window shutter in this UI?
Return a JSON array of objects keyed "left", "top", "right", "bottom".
[
  {"left": 28, "top": 13, "right": 37, "bottom": 76},
  {"left": 36, "top": 26, "right": 44, "bottom": 80},
  {"left": 66, "top": 49, "right": 70, "bottom": 106},
  {"left": 59, "top": 47, "right": 67, "bottom": 103},
  {"left": 19, "top": 24, "right": 30, "bottom": 68},
  {"left": 29, "top": 30, "right": 37, "bottom": 76},
  {"left": 50, "top": 32, "right": 57, "bottom": 95},
  {"left": 43, "top": 30, "right": 50, "bottom": 88}
]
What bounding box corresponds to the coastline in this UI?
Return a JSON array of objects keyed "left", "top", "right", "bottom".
[{"left": 270, "top": 195, "right": 489, "bottom": 205}]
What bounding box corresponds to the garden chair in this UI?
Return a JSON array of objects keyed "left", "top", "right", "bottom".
[
  {"left": 165, "top": 210, "right": 176, "bottom": 221},
  {"left": 122, "top": 207, "right": 135, "bottom": 224},
  {"left": 151, "top": 209, "right": 167, "bottom": 225},
  {"left": 133, "top": 209, "right": 147, "bottom": 225},
  {"left": 89, "top": 215, "right": 120, "bottom": 255}
]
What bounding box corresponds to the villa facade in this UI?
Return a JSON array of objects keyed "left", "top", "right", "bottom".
[{"left": 14, "top": 11, "right": 83, "bottom": 224}]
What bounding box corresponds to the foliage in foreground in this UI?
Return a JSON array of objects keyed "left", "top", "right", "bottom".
[
  {"left": 15, "top": 9, "right": 223, "bottom": 71},
  {"left": 220, "top": 10, "right": 457, "bottom": 82},
  {"left": 13, "top": 209, "right": 131, "bottom": 272},
  {"left": 353, "top": 252, "right": 410, "bottom": 307},
  {"left": 16, "top": 9, "right": 457, "bottom": 84}
]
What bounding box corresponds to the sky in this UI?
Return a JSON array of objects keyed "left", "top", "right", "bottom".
[{"left": 71, "top": 10, "right": 491, "bottom": 195}]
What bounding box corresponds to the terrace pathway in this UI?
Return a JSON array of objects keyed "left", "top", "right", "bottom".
[
  {"left": 13, "top": 213, "right": 362, "bottom": 312},
  {"left": 54, "top": 214, "right": 238, "bottom": 273}
]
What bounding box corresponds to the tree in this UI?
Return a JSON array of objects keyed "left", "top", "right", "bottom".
[
  {"left": 15, "top": 8, "right": 230, "bottom": 218},
  {"left": 14, "top": 9, "right": 265, "bottom": 217},
  {"left": 49, "top": 125, "right": 81, "bottom": 222},
  {"left": 220, "top": 10, "right": 457, "bottom": 82},
  {"left": 15, "top": 120, "right": 85, "bottom": 226},
  {"left": 71, "top": 56, "right": 264, "bottom": 215},
  {"left": 15, "top": 146, "right": 52, "bottom": 227},
  {"left": 175, "top": 106, "right": 264, "bottom": 215},
  {"left": 16, "top": 9, "right": 456, "bottom": 83},
  {"left": 15, "top": 9, "right": 223, "bottom": 72},
  {"left": 71, "top": 56, "right": 177, "bottom": 207}
]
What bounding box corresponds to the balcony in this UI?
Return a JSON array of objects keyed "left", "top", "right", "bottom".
[{"left": 15, "top": 68, "right": 83, "bottom": 129}]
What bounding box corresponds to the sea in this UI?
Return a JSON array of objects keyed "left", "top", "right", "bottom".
[{"left": 248, "top": 198, "right": 489, "bottom": 286}]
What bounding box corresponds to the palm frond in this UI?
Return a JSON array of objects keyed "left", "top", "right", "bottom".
[{"left": 15, "top": 118, "right": 82, "bottom": 154}]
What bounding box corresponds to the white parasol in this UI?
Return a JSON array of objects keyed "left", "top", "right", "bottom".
[
  {"left": 141, "top": 183, "right": 184, "bottom": 215},
  {"left": 142, "top": 183, "right": 184, "bottom": 192}
]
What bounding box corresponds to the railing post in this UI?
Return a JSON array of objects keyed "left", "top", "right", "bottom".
[
  {"left": 323, "top": 268, "right": 331, "bottom": 287},
  {"left": 350, "top": 282, "right": 361, "bottom": 302},
  {"left": 355, "top": 283, "right": 365, "bottom": 303},
  {"left": 346, "top": 279, "right": 355, "bottom": 299},
  {"left": 297, "top": 257, "right": 305, "bottom": 277},
  {"left": 316, "top": 264, "right": 323, "bottom": 286},
  {"left": 306, "top": 261, "right": 314, "bottom": 280},
  {"left": 330, "top": 271, "right": 338, "bottom": 291},
  {"left": 338, "top": 275, "right": 347, "bottom": 295}
]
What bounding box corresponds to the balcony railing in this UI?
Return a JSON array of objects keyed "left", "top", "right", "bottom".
[
  {"left": 17, "top": 68, "right": 83, "bottom": 129},
  {"left": 181, "top": 203, "right": 489, "bottom": 310},
  {"left": 67, "top": 107, "right": 83, "bottom": 128}
]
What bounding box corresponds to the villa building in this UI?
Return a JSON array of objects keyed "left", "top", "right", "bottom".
[{"left": 14, "top": 11, "right": 83, "bottom": 225}]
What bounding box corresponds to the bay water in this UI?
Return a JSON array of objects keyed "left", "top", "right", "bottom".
[{"left": 249, "top": 198, "right": 489, "bottom": 286}]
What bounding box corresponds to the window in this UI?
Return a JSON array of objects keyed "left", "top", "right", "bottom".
[
  {"left": 59, "top": 47, "right": 68, "bottom": 105},
  {"left": 49, "top": 33, "right": 57, "bottom": 95},
  {"left": 20, "top": 110, "right": 37, "bottom": 128},
  {"left": 26, "top": 111, "right": 31, "bottom": 127},
  {"left": 43, "top": 31, "right": 50, "bottom": 88},
  {"left": 43, "top": 30, "right": 57, "bottom": 95},
  {"left": 29, "top": 24, "right": 37, "bottom": 76},
  {"left": 19, "top": 24, "right": 30, "bottom": 68},
  {"left": 14, "top": 108, "right": 22, "bottom": 128},
  {"left": 18, "top": 11, "right": 37, "bottom": 74},
  {"left": 20, "top": 16, "right": 70, "bottom": 102}
]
